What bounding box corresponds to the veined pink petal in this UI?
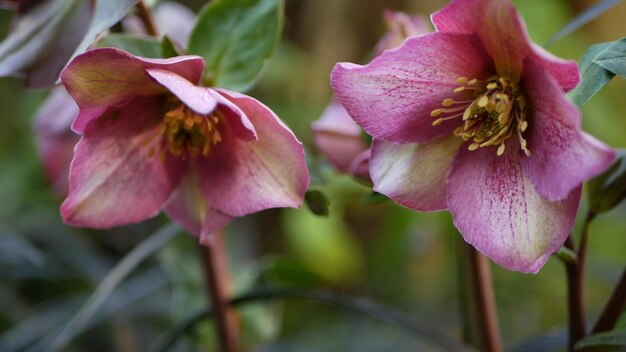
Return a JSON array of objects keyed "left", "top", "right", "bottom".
[
  {"left": 211, "top": 89, "right": 257, "bottom": 141},
  {"left": 164, "top": 170, "right": 233, "bottom": 237},
  {"left": 447, "top": 140, "right": 581, "bottom": 273},
  {"left": 371, "top": 136, "right": 461, "bottom": 211},
  {"left": 146, "top": 68, "right": 217, "bottom": 115},
  {"left": 61, "top": 97, "right": 185, "bottom": 228},
  {"left": 373, "top": 11, "right": 430, "bottom": 56},
  {"left": 331, "top": 32, "right": 492, "bottom": 144},
  {"left": 432, "top": 0, "right": 578, "bottom": 90},
  {"left": 312, "top": 101, "right": 367, "bottom": 172},
  {"left": 198, "top": 90, "right": 309, "bottom": 217},
  {"left": 61, "top": 48, "right": 205, "bottom": 132},
  {"left": 520, "top": 59, "right": 615, "bottom": 201}
]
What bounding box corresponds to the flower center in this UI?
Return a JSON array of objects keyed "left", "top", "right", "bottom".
[
  {"left": 431, "top": 76, "right": 530, "bottom": 156},
  {"left": 145, "top": 97, "right": 223, "bottom": 160}
]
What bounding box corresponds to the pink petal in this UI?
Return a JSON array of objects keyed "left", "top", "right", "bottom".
[
  {"left": 447, "top": 140, "right": 581, "bottom": 273},
  {"left": 146, "top": 68, "right": 217, "bottom": 115},
  {"left": 197, "top": 90, "right": 309, "bottom": 217},
  {"left": 373, "top": 11, "right": 430, "bottom": 56},
  {"left": 312, "top": 100, "right": 367, "bottom": 172},
  {"left": 164, "top": 170, "right": 233, "bottom": 238},
  {"left": 370, "top": 136, "right": 461, "bottom": 211},
  {"left": 61, "top": 48, "right": 205, "bottom": 132},
  {"left": 61, "top": 97, "right": 185, "bottom": 228},
  {"left": 34, "top": 86, "right": 80, "bottom": 196},
  {"left": 211, "top": 89, "right": 257, "bottom": 141},
  {"left": 331, "top": 32, "right": 492, "bottom": 144},
  {"left": 348, "top": 149, "right": 371, "bottom": 181},
  {"left": 520, "top": 59, "right": 615, "bottom": 201},
  {"left": 432, "top": 0, "right": 578, "bottom": 91}
]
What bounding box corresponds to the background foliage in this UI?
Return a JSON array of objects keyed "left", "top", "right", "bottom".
[{"left": 0, "top": 0, "right": 625, "bottom": 351}]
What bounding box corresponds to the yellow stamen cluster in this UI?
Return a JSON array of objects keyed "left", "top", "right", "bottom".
[
  {"left": 431, "top": 76, "right": 530, "bottom": 157},
  {"left": 145, "top": 98, "right": 223, "bottom": 160}
]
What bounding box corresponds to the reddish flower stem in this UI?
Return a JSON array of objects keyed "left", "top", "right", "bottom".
[
  {"left": 592, "top": 266, "right": 626, "bottom": 334},
  {"left": 136, "top": 0, "right": 159, "bottom": 37},
  {"left": 198, "top": 232, "right": 240, "bottom": 352},
  {"left": 564, "top": 212, "right": 595, "bottom": 351},
  {"left": 466, "top": 244, "right": 502, "bottom": 352}
]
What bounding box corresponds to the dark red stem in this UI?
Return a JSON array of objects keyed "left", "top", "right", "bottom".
[
  {"left": 198, "top": 233, "right": 240, "bottom": 352},
  {"left": 136, "top": 1, "right": 159, "bottom": 37},
  {"left": 592, "top": 266, "right": 626, "bottom": 333}
]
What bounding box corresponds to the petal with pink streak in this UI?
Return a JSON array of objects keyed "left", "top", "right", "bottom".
[
  {"left": 61, "top": 97, "right": 184, "bottom": 228},
  {"left": 331, "top": 32, "right": 492, "bottom": 144},
  {"left": 62, "top": 48, "right": 205, "bottom": 132},
  {"left": 146, "top": 68, "right": 217, "bottom": 115},
  {"left": 432, "top": 0, "right": 578, "bottom": 90},
  {"left": 370, "top": 136, "right": 461, "bottom": 211},
  {"left": 198, "top": 90, "right": 309, "bottom": 217},
  {"left": 520, "top": 59, "right": 615, "bottom": 201},
  {"left": 211, "top": 89, "right": 257, "bottom": 141},
  {"left": 447, "top": 141, "right": 581, "bottom": 273},
  {"left": 165, "top": 170, "right": 233, "bottom": 237},
  {"left": 312, "top": 101, "right": 367, "bottom": 172}
]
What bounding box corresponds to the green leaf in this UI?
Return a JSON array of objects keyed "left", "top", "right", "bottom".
[
  {"left": 187, "top": 0, "right": 283, "bottom": 91},
  {"left": 95, "top": 34, "right": 162, "bottom": 58},
  {"left": 594, "top": 37, "right": 626, "bottom": 78},
  {"left": 588, "top": 149, "right": 626, "bottom": 214},
  {"left": 304, "top": 189, "right": 330, "bottom": 216},
  {"left": 575, "top": 328, "right": 626, "bottom": 351},
  {"left": 161, "top": 35, "right": 183, "bottom": 58},
  {"left": 568, "top": 42, "right": 615, "bottom": 107},
  {"left": 365, "top": 191, "right": 388, "bottom": 204},
  {"left": 543, "top": 0, "right": 623, "bottom": 48}
]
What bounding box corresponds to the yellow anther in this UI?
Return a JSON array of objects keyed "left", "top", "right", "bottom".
[
  {"left": 463, "top": 108, "right": 472, "bottom": 121},
  {"left": 457, "top": 77, "right": 468, "bottom": 84},
  {"left": 498, "top": 113, "right": 509, "bottom": 125},
  {"left": 442, "top": 98, "right": 455, "bottom": 107},
  {"left": 477, "top": 95, "right": 489, "bottom": 107},
  {"left": 520, "top": 139, "right": 527, "bottom": 149},
  {"left": 430, "top": 109, "right": 444, "bottom": 117},
  {"left": 454, "top": 127, "right": 464, "bottom": 136},
  {"left": 468, "top": 143, "right": 480, "bottom": 151},
  {"left": 486, "top": 82, "right": 498, "bottom": 90},
  {"left": 497, "top": 143, "right": 505, "bottom": 156},
  {"left": 519, "top": 120, "right": 528, "bottom": 132},
  {"left": 453, "top": 86, "right": 465, "bottom": 93},
  {"left": 432, "top": 118, "right": 445, "bottom": 126},
  {"left": 468, "top": 79, "right": 477, "bottom": 85}
]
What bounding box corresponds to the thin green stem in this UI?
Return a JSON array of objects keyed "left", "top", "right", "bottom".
[
  {"left": 592, "top": 265, "right": 626, "bottom": 333},
  {"left": 149, "top": 288, "right": 475, "bottom": 352}
]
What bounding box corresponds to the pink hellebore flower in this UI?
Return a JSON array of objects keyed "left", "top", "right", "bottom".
[
  {"left": 331, "top": 0, "right": 615, "bottom": 273},
  {"left": 312, "top": 11, "right": 429, "bottom": 181},
  {"left": 34, "top": 86, "right": 79, "bottom": 196},
  {"left": 60, "top": 48, "right": 309, "bottom": 243}
]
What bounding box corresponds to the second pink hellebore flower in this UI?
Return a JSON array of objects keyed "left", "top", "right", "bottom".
[
  {"left": 312, "top": 11, "right": 429, "bottom": 181},
  {"left": 331, "top": 0, "right": 615, "bottom": 273},
  {"left": 60, "top": 48, "right": 309, "bottom": 242}
]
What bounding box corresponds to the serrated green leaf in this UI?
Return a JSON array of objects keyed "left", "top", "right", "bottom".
[
  {"left": 594, "top": 37, "right": 626, "bottom": 78},
  {"left": 188, "top": 0, "right": 283, "bottom": 91},
  {"left": 95, "top": 34, "right": 162, "bottom": 58},
  {"left": 588, "top": 149, "right": 626, "bottom": 214},
  {"left": 568, "top": 42, "right": 615, "bottom": 107},
  {"left": 575, "top": 328, "right": 626, "bottom": 351},
  {"left": 304, "top": 189, "right": 330, "bottom": 216}
]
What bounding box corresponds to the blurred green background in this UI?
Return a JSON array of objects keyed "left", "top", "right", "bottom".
[{"left": 0, "top": 0, "right": 625, "bottom": 351}]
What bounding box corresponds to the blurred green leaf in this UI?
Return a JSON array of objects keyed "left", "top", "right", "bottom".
[
  {"left": 543, "top": 0, "right": 622, "bottom": 48},
  {"left": 365, "top": 191, "right": 388, "bottom": 204},
  {"left": 575, "top": 328, "right": 626, "bottom": 351},
  {"left": 95, "top": 34, "right": 162, "bottom": 57},
  {"left": 594, "top": 37, "right": 626, "bottom": 78},
  {"left": 258, "top": 256, "right": 323, "bottom": 287},
  {"left": 588, "top": 149, "right": 626, "bottom": 214},
  {"left": 161, "top": 35, "right": 183, "bottom": 58},
  {"left": 188, "top": 0, "right": 283, "bottom": 91},
  {"left": 305, "top": 189, "right": 330, "bottom": 216},
  {"left": 568, "top": 42, "right": 615, "bottom": 107}
]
